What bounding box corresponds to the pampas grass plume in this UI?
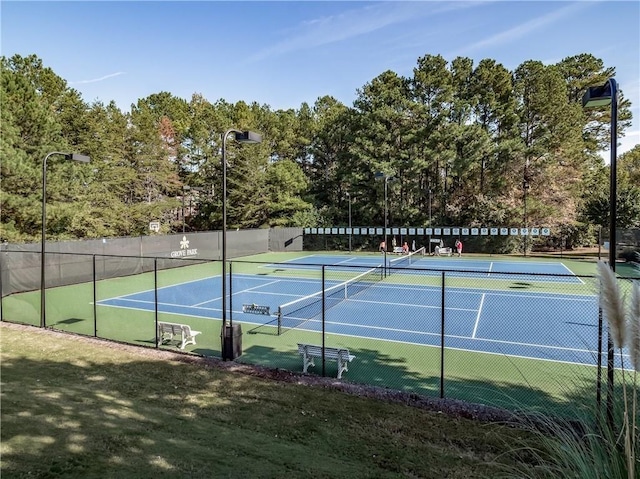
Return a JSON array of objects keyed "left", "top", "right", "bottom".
[
  {"left": 596, "top": 261, "right": 626, "bottom": 349},
  {"left": 628, "top": 281, "right": 640, "bottom": 371}
]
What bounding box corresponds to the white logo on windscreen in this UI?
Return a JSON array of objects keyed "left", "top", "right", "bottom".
[{"left": 171, "top": 236, "right": 198, "bottom": 258}]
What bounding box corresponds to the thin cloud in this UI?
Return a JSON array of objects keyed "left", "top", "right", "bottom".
[
  {"left": 70, "top": 72, "right": 126, "bottom": 85},
  {"left": 453, "top": 1, "right": 593, "bottom": 56},
  {"left": 246, "top": 1, "right": 489, "bottom": 63}
]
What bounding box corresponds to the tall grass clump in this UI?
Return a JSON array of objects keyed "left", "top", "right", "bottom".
[{"left": 502, "top": 261, "right": 638, "bottom": 479}]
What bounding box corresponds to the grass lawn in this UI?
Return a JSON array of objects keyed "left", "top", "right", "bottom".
[{"left": 0, "top": 322, "right": 546, "bottom": 479}]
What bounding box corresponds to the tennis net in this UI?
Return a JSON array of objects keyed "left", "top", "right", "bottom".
[
  {"left": 277, "top": 265, "right": 384, "bottom": 334},
  {"left": 388, "top": 246, "right": 426, "bottom": 274}
]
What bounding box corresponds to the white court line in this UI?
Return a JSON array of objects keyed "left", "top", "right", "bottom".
[
  {"left": 367, "top": 281, "right": 594, "bottom": 302},
  {"left": 193, "top": 279, "right": 282, "bottom": 307},
  {"left": 105, "top": 271, "right": 270, "bottom": 299},
  {"left": 559, "top": 262, "right": 585, "bottom": 284},
  {"left": 488, "top": 262, "right": 494, "bottom": 277},
  {"left": 332, "top": 257, "right": 364, "bottom": 265},
  {"left": 358, "top": 281, "right": 595, "bottom": 302},
  {"left": 350, "top": 297, "right": 477, "bottom": 312},
  {"left": 195, "top": 290, "right": 301, "bottom": 307},
  {"left": 472, "top": 293, "right": 485, "bottom": 338},
  {"left": 322, "top": 329, "right": 629, "bottom": 368},
  {"left": 97, "top": 300, "right": 608, "bottom": 360},
  {"left": 106, "top": 273, "right": 320, "bottom": 304},
  {"left": 289, "top": 316, "right": 600, "bottom": 355},
  {"left": 473, "top": 289, "right": 594, "bottom": 302},
  {"left": 101, "top": 297, "right": 216, "bottom": 312}
]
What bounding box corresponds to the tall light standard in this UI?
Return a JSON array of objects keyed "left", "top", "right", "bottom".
[
  {"left": 346, "top": 192, "right": 352, "bottom": 253},
  {"left": 221, "top": 129, "right": 261, "bottom": 360},
  {"left": 523, "top": 175, "right": 530, "bottom": 257},
  {"left": 41, "top": 152, "right": 91, "bottom": 328},
  {"left": 582, "top": 78, "right": 618, "bottom": 429},
  {"left": 428, "top": 188, "right": 433, "bottom": 255},
  {"left": 374, "top": 172, "right": 394, "bottom": 253},
  {"left": 182, "top": 185, "right": 190, "bottom": 233}
]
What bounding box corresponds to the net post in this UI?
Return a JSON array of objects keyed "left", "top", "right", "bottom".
[
  {"left": 384, "top": 250, "right": 387, "bottom": 277},
  {"left": 277, "top": 307, "right": 282, "bottom": 335}
]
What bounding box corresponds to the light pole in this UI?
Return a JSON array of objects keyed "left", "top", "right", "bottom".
[
  {"left": 375, "top": 172, "right": 394, "bottom": 271},
  {"left": 182, "top": 185, "right": 190, "bottom": 233},
  {"left": 582, "top": 78, "right": 618, "bottom": 430},
  {"left": 523, "top": 175, "right": 530, "bottom": 257},
  {"left": 41, "top": 152, "right": 90, "bottom": 328},
  {"left": 346, "top": 192, "right": 352, "bottom": 253},
  {"left": 428, "top": 188, "right": 432, "bottom": 255},
  {"left": 221, "top": 129, "right": 261, "bottom": 360}
]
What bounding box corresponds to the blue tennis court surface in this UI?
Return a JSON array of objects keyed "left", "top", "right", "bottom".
[
  {"left": 98, "top": 269, "right": 615, "bottom": 367},
  {"left": 264, "top": 254, "right": 583, "bottom": 283}
]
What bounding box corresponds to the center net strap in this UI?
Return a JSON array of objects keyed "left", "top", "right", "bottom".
[
  {"left": 388, "top": 246, "right": 425, "bottom": 274},
  {"left": 277, "top": 265, "right": 383, "bottom": 334}
]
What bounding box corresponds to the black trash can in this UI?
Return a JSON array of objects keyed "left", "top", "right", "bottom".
[{"left": 221, "top": 323, "right": 242, "bottom": 360}]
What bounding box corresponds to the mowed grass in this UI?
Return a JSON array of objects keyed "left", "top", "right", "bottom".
[{"left": 0, "top": 323, "right": 546, "bottom": 479}]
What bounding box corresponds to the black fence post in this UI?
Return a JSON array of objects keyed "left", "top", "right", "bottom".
[
  {"left": 0, "top": 249, "right": 3, "bottom": 322},
  {"left": 597, "top": 305, "right": 603, "bottom": 425},
  {"left": 154, "top": 258, "right": 158, "bottom": 348},
  {"left": 322, "top": 265, "right": 326, "bottom": 377},
  {"left": 93, "top": 254, "right": 97, "bottom": 337},
  {"left": 440, "top": 271, "right": 445, "bottom": 399}
]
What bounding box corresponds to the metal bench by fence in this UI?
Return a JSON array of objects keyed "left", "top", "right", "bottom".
[
  {"left": 157, "top": 321, "right": 201, "bottom": 350},
  {"left": 297, "top": 343, "right": 355, "bottom": 379}
]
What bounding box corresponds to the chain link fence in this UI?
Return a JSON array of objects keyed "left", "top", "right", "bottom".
[{"left": 1, "top": 248, "right": 634, "bottom": 419}]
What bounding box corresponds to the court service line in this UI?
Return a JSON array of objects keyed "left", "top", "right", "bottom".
[
  {"left": 350, "top": 297, "right": 478, "bottom": 312},
  {"left": 99, "top": 298, "right": 217, "bottom": 312},
  {"left": 105, "top": 272, "right": 273, "bottom": 299},
  {"left": 472, "top": 293, "right": 485, "bottom": 338},
  {"left": 332, "top": 257, "right": 362, "bottom": 265},
  {"left": 194, "top": 289, "right": 301, "bottom": 307},
  {"left": 192, "top": 279, "right": 283, "bottom": 307},
  {"left": 324, "top": 329, "right": 612, "bottom": 368},
  {"left": 290, "top": 317, "right": 597, "bottom": 354}
]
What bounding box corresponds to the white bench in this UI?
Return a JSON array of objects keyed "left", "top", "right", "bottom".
[
  {"left": 157, "top": 321, "right": 202, "bottom": 350},
  {"left": 297, "top": 343, "right": 355, "bottom": 379}
]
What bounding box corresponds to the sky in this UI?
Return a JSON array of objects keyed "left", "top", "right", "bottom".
[{"left": 2, "top": 0, "right": 639, "bottom": 159}]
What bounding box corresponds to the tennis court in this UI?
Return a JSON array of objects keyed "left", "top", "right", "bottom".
[
  {"left": 98, "top": 252, "right": 604, "bottom": 367},
  {"left": 4, "top": 247, "right": 622, "bottom": 415},
  {"left": 269, "top": 251, "right": 583, "bottom": 283}
]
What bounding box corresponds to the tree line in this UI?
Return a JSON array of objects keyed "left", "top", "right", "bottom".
[{"left": 1, "top": 53, "right": 638, "bottom": 250}]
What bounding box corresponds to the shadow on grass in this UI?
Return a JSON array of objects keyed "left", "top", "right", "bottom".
[
  {"left": 7, "top": 330, "right": 581, "bottom": 478},
  {"left": 15, "top": 314, "right": 602, "bottom": 420},
  {"left": 238, "top": 343, "right": 597, "bottom": 418},
  {"left": 53, "top": 317, "right": 85, "bottom": 325}
]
